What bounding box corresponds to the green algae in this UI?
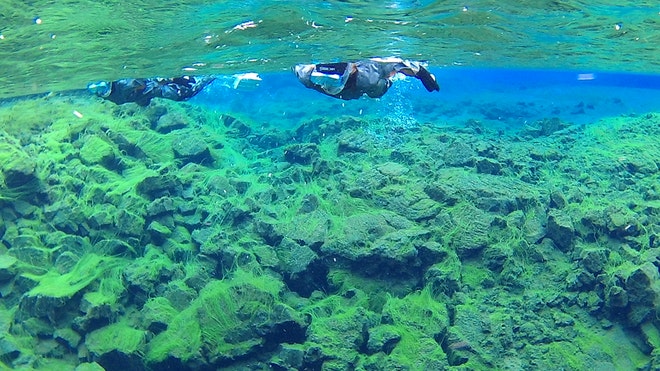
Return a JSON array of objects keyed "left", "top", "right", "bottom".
[
  {"left": 146, "top": 268, "right": 284, "bottom": 363},
  {"left": 86, "top": 321, "right": 146, "bottom": 357},
  {"left": 23, "top": 254, "right": 120, "bottom": 299}
]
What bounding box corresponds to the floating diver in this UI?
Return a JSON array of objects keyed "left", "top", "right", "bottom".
[
  {"left": 293, "top": 57, "right": 439, "bottom": 100},
  {"left": 87, "top": 75, "right": 216, "bottom": 106}
]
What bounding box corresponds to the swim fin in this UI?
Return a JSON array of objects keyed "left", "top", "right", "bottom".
[{"left": 416, "top": 66, "right": 440, "bottom": 92}]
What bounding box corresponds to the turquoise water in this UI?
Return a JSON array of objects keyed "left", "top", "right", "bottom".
[
  {"left": 1, "top": 1, "right": 660, "bottom": 370},
  {"left": 192, "top": 68, "right": 660, "bottom": 129}
]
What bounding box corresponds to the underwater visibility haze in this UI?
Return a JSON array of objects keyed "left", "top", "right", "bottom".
[{"left": 1, "top": 1, "right": 660, "bottom": 370}]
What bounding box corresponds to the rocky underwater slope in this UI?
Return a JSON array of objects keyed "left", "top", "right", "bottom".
[{"left": 0, "top": 95, "right": 659, "bottom": 370}]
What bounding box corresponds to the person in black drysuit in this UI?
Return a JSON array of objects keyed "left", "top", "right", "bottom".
[
  {"left": 293, "top": 57, "right": 439, "bottom": 100},
  {"left": 87, "top": 75, "right": 215, "bottom": 106}
]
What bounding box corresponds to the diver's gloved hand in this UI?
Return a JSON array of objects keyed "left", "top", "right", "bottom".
[
  {"left": 294, "top": 57, "right": 439, "bottom": 100},
  {"left": 87, "top": 76, "right": 215, "bottom": 106}
]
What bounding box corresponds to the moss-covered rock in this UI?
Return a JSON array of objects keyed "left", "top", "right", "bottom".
[
  {"left": 79, "top": 136, "right": 117, "bottom": 169},
  {"left": 85, "top": 321, "right": 146, "bottom": 370}
]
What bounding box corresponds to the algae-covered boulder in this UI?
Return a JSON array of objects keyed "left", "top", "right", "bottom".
[
  {"left": 146, "top": 269, "right": 299, "bottom": 368},
  {"left": 19, "top": 254, "right": 120, "bottom": 324},
  {"left": 79, "top": 136, "right": 117, "bottom": 169},
  {"left": 284, "top": 143, "right": 319, "bottom": 165},
  {"left": 323, "top": 211, "right": 434, "bottom": 274},
  {"left": 366, "top": 324, "right": 401, "bottom": 354},
  {"left": 275, "top": 237, "right": 318, "bottom": 275},
  {"left": 445, "top": 204, "right": 492, "bottom": 258},
  {"left": 85, "top": 322, "right": 146, "bottom": 371},
  {"left": 426, "top": 169, "right": 543, "bottom": 213},
  {"left": 0, "top": 254, "right": 18, "bottom": 281},
  {"left": 306, "top": 305, "right": 374, "bottom": 367},
  {"left": 546, "top": 209, "right": 575, "bottom": 251},
  {"left": 379, "top": 288, "right": 450, "bottom": 369},
  {"left": 172, "top": 134, "right": 213, "bottom": 165},
  {"left": 624, "top": 263, "right": 660, "bottom": 326},
  {"left": 141, "top": 297, "right": 178, "bottom": 334},
  {"left": 74, "top": 362, "right": 105, "bottom": 371},
  {"left": 155, "top": 112, "right": 189, "bottom": 133}
]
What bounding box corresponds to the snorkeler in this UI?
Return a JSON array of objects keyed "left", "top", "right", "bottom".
[
  {"left": 87, "top": 75, "right": 215, "bottom": 106},
  {"left": 293, "top": 57, "right": 440, "bottom": 100}
]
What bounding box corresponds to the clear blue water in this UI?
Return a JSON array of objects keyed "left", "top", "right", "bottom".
[
  {"left": 2, "top": 1, "right": 660, "bottom": 370},
  {"left": 191, "top": 68, "right": 660, "bottom": 129}
]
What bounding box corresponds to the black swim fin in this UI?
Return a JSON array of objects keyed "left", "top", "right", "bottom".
[{"left": 416, "top": 66, "right": 440, "bottom": 92}]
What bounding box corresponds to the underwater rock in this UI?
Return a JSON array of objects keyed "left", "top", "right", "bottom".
[
  {"left": 0, "top": 255, "right": 18, "bottom": 281},
  {"left": 162, "top": 280, "right": 196, "bottom": 311},
  {"left": 475, "top": 157, "right": 502, "bottom": 175},
  {"left": 624, "top": 263, "right": 660, "bottom": 326},
  {"left": 141, "top": 297, "right": 178, "bottom": 334},
  {"left": 54, "top": 251, "right": 80, "bottom": 274},
  {"left": 0, "top": 337, "right": 21, "bottom": 364},
  {"left": 89, "top": 208, "right": 115, "bottom": 229},
  {"left": 269, "top": 343, "right": 305, "bottom": 370},
  {"left": 424, "top": 182, "right": 460, "bottom": 206},
  {"left": 10, "top": 246, "right": 51, "bottom": 267},
  {"left": 605, "top": 285, "right": 628, "bottom": 309},
  {"left": 73, "top": 292, "right": 116, "bottom": 333},
  {"left": 12, "top": 199, "right": 38, "bottom": 217},
  {"left": 284, "top": 209, "right": 330, "bottom": 248},
  {"left": 114, "top": 209, "right": 145, "bottom": 238},
  {"left": 523, "top": 209, "right": 547, "bottom": 244},
  {"left": 94, "top": 239, "right": 136, "bottom": 257},
  {"left": 549, "top": 189, "right": 567, "bottom": 209},
  {"left": 483, "top": 243, "right": 511, "bottom": 273},
  {"left": 254, "top": 217, "right": 285, "bottom": 247},
  {"left": 284, "top": 143, "right": 319, "bottom": 165},
  {"left": 137, "top": 174, "right": 182, "bottom": 199},
  {"left": 447, "top": 204, "right": 492, "bottom": 258},
  {"left": 343, "top": 168, "right": 386, "bottom": 199},
  {"left": 298, "top": 194, "right": 319, "bottom": 214},
  {"left": 56, "top": 234, "right": 92, "bottom": 257},
  {"left": 337, "top": 131, "right": 372, "bottom": 154},
  {"left": 18, "top": 294, "right": 68, "bottom": 324},
  {"left": 172, "top": 134, "right": 213, "bottom": 165},
  {"left": 258, "top": 303, "right": 308, "bottom": 344},
  {"left": 155, "top": 112, "right": 189, "bottom": 133},
  {"left": 146, "top": 196, "right": 176, "bottom": 217},
  {"left": 606, "top": 206, "right": 641, "bottom": 239},
  {"left": 44, "top": 201, "right": 85, "bottom": 234},
  {"left": 123, "top": 253, "right": 173, "bottom": 307},
  {"left": 221, "top": 114, "right": 252, "bottom": 137},
  {"left": 521, "top": 117, "right": 569, "bottom": 137},
  {"left": 366, "top": 325, "right": 401, "bottom": 354},
  {"left": 579, "top": 248, "right": 607, "bottom": 274},
  {"left": 147, "top": 221, "right": 172, "bottom": 245},
  {"left": 376, "top": 162, "right": 409, "bottom": 177},
  {"left": 618, "top": 153, "right": 658, "bottom": 175},
  {"left": 79, "top": 136, "right": 117, "bottom": 169},
  {"left": 275, "top": 237, "right": 318, "bottom": 275},
  {"left": 381, "top": 289, "right": 450, "bottom": 369},
  {"left": 546, "top": 209, "right": 575, "bottom": 251},
  {"left": 443, "top": 140, "right": 476, "bottom": 167},
  {"left": 85, "top": 322, "right": 147, "bottom": 371},
  {"left": 74, "top": 362, "right": 106, "bottom": 371},
  {"left": 306, "top": 306, "right": 372, "bottom": 368},
  {"left": 420, "top": 258, "right": 460, "bottom": 297},
  {"left": 53, "top": 327, "right": 81, "bottom": 349},
  {"left": 426, "top": 169, "right": 543, "bottom": 214},
  {"left": 191, "top": 226, "right": 221, "bottom": 252},
  {"left": 105, "top": 131, "right": 147, "bottom": 160},
  {"left": 2, "top": 157, "right": 40, "bottom": 189}
]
